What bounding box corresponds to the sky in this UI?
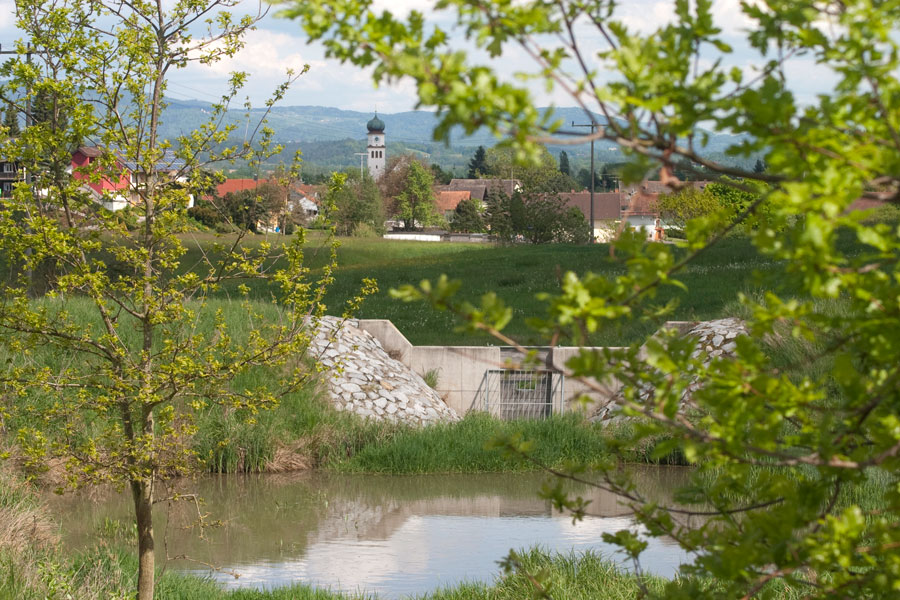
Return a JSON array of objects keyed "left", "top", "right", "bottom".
[{"left": 0, "top": 0, "right": 837, "bottom": 114}]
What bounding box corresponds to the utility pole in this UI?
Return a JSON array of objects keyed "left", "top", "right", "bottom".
[
  {"left": 354, "top": 152, "right": 366, "bottom": 178},
  {"left": 571, "top": 120, "right": 598, "bottom": 243}
]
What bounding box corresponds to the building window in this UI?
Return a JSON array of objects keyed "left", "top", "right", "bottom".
[
  {"left": 2, "top": 182, "right": 12, "bottom": 193},
  {"left": 2, "top": 162, "right": 15, "bottom": 173}
]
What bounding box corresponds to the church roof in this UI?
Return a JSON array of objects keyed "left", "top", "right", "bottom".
[{"left": 366, "top": 114, "right": 385, "bottom": 132}]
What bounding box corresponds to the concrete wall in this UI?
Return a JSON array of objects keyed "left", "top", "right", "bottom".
[
  {"left": 383, "top": 233, "right": 443, "bottom": 242},
  {"left": 356, "top": 319, "right": 414, "bottom": 364},
  {"left": 357, "top": 319, "right": 624, "bottom": 416},
  {"left": 443, "top": 233, "right": 492, "bottom": 243},
  {"left": 357, "top": 319, "right": 501, "bottom": 415},
  {"left": 407, "top": 346, "right": 501, "bottom": 415},
  {"left": 382, "top": 232, "right": 492, "bottom": 244}
]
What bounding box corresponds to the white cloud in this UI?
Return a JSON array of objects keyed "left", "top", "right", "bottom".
[
  {"left": 194, "top": 29, "right": 322, "bottom": 79},
  {"left": 371, "top": 0, "right": 437, "bottom": 17},
  {"left": 618, "top": 1, "right": 676, "bottom": 33},
  {"left": 616, "top": 0, "right": 768, "bottom": 39},
  {"left": 0, "top": 1, "right": 17, "bottom": 34},
  {"left": 169, "top": 26, "right": 419, "bottom": 110}
]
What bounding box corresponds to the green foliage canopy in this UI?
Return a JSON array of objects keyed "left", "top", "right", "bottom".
[
  {"left": 222, "top": 182, "right": 287, "bottom": 233},
  {"left": 327, "top": 171, "right": 385, "bottom": 236},
  {"left": 282, "top": 0, "right": 900, "bottom": 597},
  {"left": 3, "top": 103, "right": 20, "bottom": 137},
  {"left": 450, "top": 197, "right": 486, "bottom": 233},
  {"left": 397, "top": 160, "right": 439, "bottom": 230},
  {"left": 485, "top": 145, "right": 577, "bottom": 193},
  {"left": 487, "top": 189, "right": 589, "bottom": 244},
  {"left": 656, "top": 186, "right": 724, "bottom": 229},
  {"left": 0, "top": 2, "right": 352, "bottom": 599},
  {"left": 467, "top": 145, "right": 487, "bottom": 179},
  {"left": 558, "top": 150, "right": 570, "bottom": 176}
]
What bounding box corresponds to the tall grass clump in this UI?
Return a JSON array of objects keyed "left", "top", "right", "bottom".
[
  {"left": 0, "top": 466, "right": 58, "bottom": 599},
  {"left": 193, "top": 385, "right": 405, "bottom": 473},
  {"left": 422, "top": 548, "right": 669, "bottom": 600},
  {"left": 0, "top": 468, "right": 147, "bottom": 600},
  {"left": 334, "top": 412, "right": 613, "bottom": 474}
]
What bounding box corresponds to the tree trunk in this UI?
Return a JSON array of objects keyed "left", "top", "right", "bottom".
[{"left": 132, "top": 478, "right": 155, "bottom": 600}]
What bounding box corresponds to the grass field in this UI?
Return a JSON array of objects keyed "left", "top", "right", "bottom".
[
  {"left": 178, "top": 231, "right": 796, "bottom": 346},
  {"left": 3, "top": 227, "right": 885, "bottom": 599}
]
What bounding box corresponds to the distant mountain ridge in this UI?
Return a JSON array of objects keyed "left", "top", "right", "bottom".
[
  {"left": 160, "top": 100, "right": 745, "bottom": 149},
  {"left": 157, "top": 100, "right": 753, "bottom": 172}
]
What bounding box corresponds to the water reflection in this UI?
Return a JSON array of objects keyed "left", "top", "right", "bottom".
[{"left": 47, "top": 468, "right": 693, "bottom": 598}]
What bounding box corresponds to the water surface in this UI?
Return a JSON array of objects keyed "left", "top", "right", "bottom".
[{"left": 48, "top": 469, "right": 692, "bottom": 598}]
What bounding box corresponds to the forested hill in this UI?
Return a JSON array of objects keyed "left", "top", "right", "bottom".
[{"left": 158, "top": 100, "right": 753, "bottom": 173}]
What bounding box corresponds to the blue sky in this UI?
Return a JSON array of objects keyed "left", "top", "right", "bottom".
[{"left": 0, "top": 0, "right": 837, "bottom": 113}]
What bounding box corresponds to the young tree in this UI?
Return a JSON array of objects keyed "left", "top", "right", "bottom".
[
  {"left": 576, "top": 167, "right": 591, "bottom": 191},
  {"left": 486, "top": 145, "right": 576, "bottom": 192},
  {"left": 599, "top": 164, "right": 614, "bottom": 192},
  {"left": 396, "top": 160, "right": 438, "bottom": 230},
  {"left": 655, "top": 187, "right": 722, "bottom": 230},
  {"left": 328, "top": 171, "right": 385, "bottom": 236},
  {"left": 450, "top": 197, "right": 485, "bottom": 233},
  {"left": 430, "top": 163, "right": 453, "bottom": 185},
  {"left": 706, "top": 178, "right": 766, "bottom": 217},
  {"left": 30, "top": 87, "right": 67, "bottom": 132},
  {"left": 3, "top": 103, "right": 20, "bottom": 137},
  {"left": 287, "top": 0, "right": 900, "bottom": 597},
  {"left": 466, "top": 145, "right": 487, "bottom": 178},
  {"left": 558, "top": 150, "right": 570, "bottom": 176},
  {"left": 222, "top": 181, "right": 287, "bottom": 233},
  {"left": 555, "top": 206, "right": 592, "bottom": 244},
  {"left": 488, "top": 188, "right": 589, "bottom": 244},
  {"left": 0, "top": 3, "right": 334, "bottom": 600},
  {"left": 378, "top": 153, "right": 429, "bottom": 215}
]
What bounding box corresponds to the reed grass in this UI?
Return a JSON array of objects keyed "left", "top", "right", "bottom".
[{"left": 332, "top": 411, "right": 664, "bottom": 474}]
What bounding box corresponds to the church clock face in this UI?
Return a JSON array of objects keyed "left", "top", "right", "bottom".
[{"left": 374, "top": 136, "right": 380, "bottom": 143}]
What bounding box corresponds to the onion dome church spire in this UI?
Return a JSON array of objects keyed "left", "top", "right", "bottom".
[{"left": 366, "top": 112, "right": 385, "bottom": 180}]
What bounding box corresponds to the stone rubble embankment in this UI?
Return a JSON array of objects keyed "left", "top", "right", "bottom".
[
  {"left": 592, "top": 317, "right": 749, "bottom": 422},
  {"left": 309, "top": 316, "right": 459, "bottom": 425}
]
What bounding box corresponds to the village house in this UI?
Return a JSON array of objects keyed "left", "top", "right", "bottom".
[
  {"left": 445, "top": 178, "right": 520, "bottom": 203},
  {"left": 558, "top": 192, "right": 622, "bottom": 242},
  {"left": 209, "top": 178, "right": 321, "bottom": 232},
  {"left": 435, "top": 190, "right": 471, "bottom": 220},
  {"left": 0, "top": 157, "right": 21, "bottom": 197},
  {"left": 619, "top": 179, "right": 710, "bottom": 233},
  {"left": 71, "top": 146, "right": 191, "bottom": 211}
]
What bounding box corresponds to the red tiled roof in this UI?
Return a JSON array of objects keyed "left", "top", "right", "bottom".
[
  {"left": 436, "top": 190, "right": 471, "bottom": 213},
  {"left": 559, "top": 192, "right": 621, "bottom": 221},
  {"left": 76, "top": 146, "right": 104, "bottom": 158},
  {"left": 447, "top": 178, "right": 520, "bottom": 201},
  {"left": 621, "top": 191, "right": 659, "bottom": 217},
  {"left": 292, "top": 183, "right": 323, "bottom": 199},
  {"left": 216, "top": 179, "right": 265, "bottom": 198}
]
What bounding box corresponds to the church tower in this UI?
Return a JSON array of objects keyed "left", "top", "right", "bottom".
[{"left": 366, "top": 113, "right": 385, "bottom": 180}]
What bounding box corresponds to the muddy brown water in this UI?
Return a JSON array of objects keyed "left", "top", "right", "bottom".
[{"left": 46, "top": 468, "right": 694, "bottom": 598}]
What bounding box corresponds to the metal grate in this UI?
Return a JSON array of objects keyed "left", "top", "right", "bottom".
[{"left": 478, "top": 369, "right": 565, "bottom": 420}]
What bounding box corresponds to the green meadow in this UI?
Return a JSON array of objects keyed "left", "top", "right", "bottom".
[
  {"left": 2, "top": 227, "right": 890, "bottom": 599},
  {"left": 181, "top": 231, "right": 794, "bottom": 346}
]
